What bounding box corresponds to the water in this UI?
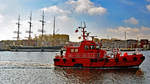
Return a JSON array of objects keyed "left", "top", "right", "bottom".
[{"left": 0, "top": 51, "right": 150, "bottom": 84}]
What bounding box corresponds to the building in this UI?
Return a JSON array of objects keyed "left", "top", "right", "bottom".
[
  {"left": 127, "top": 39, "right": 138, "bottom": 48},
  {"left": 0, "top": 34, "right": 70, "bottom": 50},
  {"left": 140, "top": 39, "right": 149, "bottom": 49}
]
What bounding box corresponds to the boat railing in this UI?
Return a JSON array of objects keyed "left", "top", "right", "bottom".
[{"left": 67, "top": 53, "right": 100, "bottom": 58}]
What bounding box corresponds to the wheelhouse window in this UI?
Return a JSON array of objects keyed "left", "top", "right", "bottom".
[
  {"left": 84, "top": 45, "right": 89, "bottom": 50},
  {"left": 75, "top": 49, "right": 78, "bottom": 52},
  {"left": 90, "top": 45, "right": 95, "bottom": 49},
  {"left": 71, "top": 49, "right": 74, "bottom": 53}
]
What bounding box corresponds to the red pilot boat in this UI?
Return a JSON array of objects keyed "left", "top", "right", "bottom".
[{"left": 54, "top": 25, "right": 145, "bottom": 68}]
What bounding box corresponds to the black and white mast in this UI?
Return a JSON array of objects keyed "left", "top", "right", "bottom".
[
  {"left": 28, "top": 12, "right": 32, "bottom": 40},
  {"left": 38, "top": 11, "right": 46, "bottom": 48},
  {"left": 39, "top": 11, "right": 46, "bottom": 41},
  {"left": 17, "top": 15, "right": 21, "bottom": 40},
  {"left": 26, "top": 12, "right": 33, "bottom": 40},
  {"left": 14, "top": 15, "right": 21, "bottom": 41},
  {"left": 25, "top": 12, "right": 33, "bottom": 46}
]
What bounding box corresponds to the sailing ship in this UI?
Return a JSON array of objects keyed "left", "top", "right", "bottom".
[{"left": 10, "top": 11, "right": 63, "bottom": 52}]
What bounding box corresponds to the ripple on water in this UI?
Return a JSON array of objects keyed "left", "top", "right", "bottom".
[{"left": 0, "top": 51, "right": 150, "bottom": 84}]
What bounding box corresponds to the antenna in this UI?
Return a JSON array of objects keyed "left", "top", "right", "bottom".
[
  {"left": 83, "top": 21, "right": 86, "bottom": 28},
  {"left": 76, "top": 21, "right": 87, "bottom": 40},
  {"left": 81, "top": 21, "right": 82, "bottom": 27},
  {"left": 53, "top": 16, "right": 55, "bottom": 35},
  {"left": 125, "top": 31, "right": 127, "bottom": 40}
]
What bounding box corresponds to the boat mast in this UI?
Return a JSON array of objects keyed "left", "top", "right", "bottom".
[
  {"left": 83, "top": 22, "right": 86, "bottom": 40},
  {"left": 77, "top": 21, "right": 88, "bottom": 40},
  {"left": 40, "top": 11, "right": 45, "bottom": 40},
  {"left": 16, "top": 15, "right": 21, "bottom": 41},
  {"left": 39, "top": 11, "right": 46, "bottom": 46},
  {"left": 53, "top": 16, "right": 55, "bottom": 35},
  {"left": 28, "top": 12, "right": 32, "bottom": 41},
  {"left": 26, "top": 12, "right": 33, "bottom": 46}
]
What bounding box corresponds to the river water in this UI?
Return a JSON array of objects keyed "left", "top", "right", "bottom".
[{"left": 0, "top": 51, "right": 150, "bottom": 84}]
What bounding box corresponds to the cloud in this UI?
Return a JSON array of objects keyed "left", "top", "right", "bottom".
[
  {"left": 107, "top": 26, "right": 139, "bottom": 33},
  {"left": 146, "top": 5, "right": 150, "bottom": 11},
  {"left": 0, "top": 14, "right": 4, "bottom": 23},
  {"left": 57, "top": 15, "right": 71, "bottom": 22},
  {"left": 40, "top": 5, "right": 78, "bottom": 41},
  {"left": 41, "top": 5, "right": 70, "bottom": 15},
  {"left": 124, "top": 17, "right": 139, "bottom": 25},
  {"left": 107, "top": 26, "right": 150, "bottom": 40},
  {"left": 0, "top": 4, "right": 6, "bottom": 11},
  {"left": 141, "top": 26, "right": 150, "bottom": 31},
  {"left": 67, "top": 0, "right": 107, "bottom": 15},
  {"left": 146, "top": 0, "right": 150, "bottom": 2}
]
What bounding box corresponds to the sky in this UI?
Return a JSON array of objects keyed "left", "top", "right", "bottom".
[{"left": 0, "top": 0, "right": 150, "bottom": 41}]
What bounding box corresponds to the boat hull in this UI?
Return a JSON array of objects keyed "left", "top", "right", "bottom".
[
  {"left": 9, "top": 46, "right": 63, "bottom": 52},
  {"left": 54, "top": 55, "right": 145, "bottom": 68}
]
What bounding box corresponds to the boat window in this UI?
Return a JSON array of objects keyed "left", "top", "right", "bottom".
[
  {"left": 75, "top": 49, "right": 78, "bottom": 52},
  {"left": 71, "top": 49, "right": 74, "bottom": 53},
  {"left": 90, "top": 45, "right": 95, "bottom": 49},
  {"left": 84, "top": 45, "right": 89, "bottom": 50}
]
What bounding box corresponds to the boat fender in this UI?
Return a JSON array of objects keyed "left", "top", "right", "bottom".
[
  {"left": 63, "top": 59, "right": 67, "bottom": 63},
  {"left": 140, "top": 56, "right": 145, "bottom": 60},
  {"left": 105, "top": 58, "right": 109, "bottom": 62},
  {"left": 54, "top": 59, "right": 60, "bottom": 62},
  {"left": 115, "top": 58, "right": 119, "bottom": 62},
  {"left": 133, "top": 57, "right": 137, "bottom": 61},
  {"left": 123, "top": 58, "right": 127, "bottom": 62},
  {"left": 72, "top": 59, "right": 75, "bottom": 62}
]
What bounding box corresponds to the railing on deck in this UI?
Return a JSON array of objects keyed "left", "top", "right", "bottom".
[{"left": 67, "top": 53, "right": 100, "bottom": 58}]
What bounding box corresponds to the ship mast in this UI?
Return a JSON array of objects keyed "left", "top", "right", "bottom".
[
  {"left": 76, "top": 22, "right": 89, "bottom": 41},
  {"left": 39, "top": 11, "right": 46, "bottom": 46},
  {"left": 53, "top": 16, "right": 55, "bottom": 35},
  {"left": 16, "top": 15, "right": 21, "bottom": 41},
  {"left": 26, "top": 12, "right": 33, "bottom": 46},
  {"left": 83, "top": 22, "right": 86, "bottom": 40},
  {"left": 28, "top": 12, "right": 32, "bottom": 40},
  {"left": 13, "top": 15, "right": 21, "bottom": 45}
]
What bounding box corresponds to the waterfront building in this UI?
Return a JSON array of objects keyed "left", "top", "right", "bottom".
[
  {"left": 0, "top": 34, "right": 69, "bottom": 50},
  {"left": 140, "top": 39, "right": 149, "bottom": 49},
  {"left": 127, "top": 39, "right": 138, "bottom": 48}
]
